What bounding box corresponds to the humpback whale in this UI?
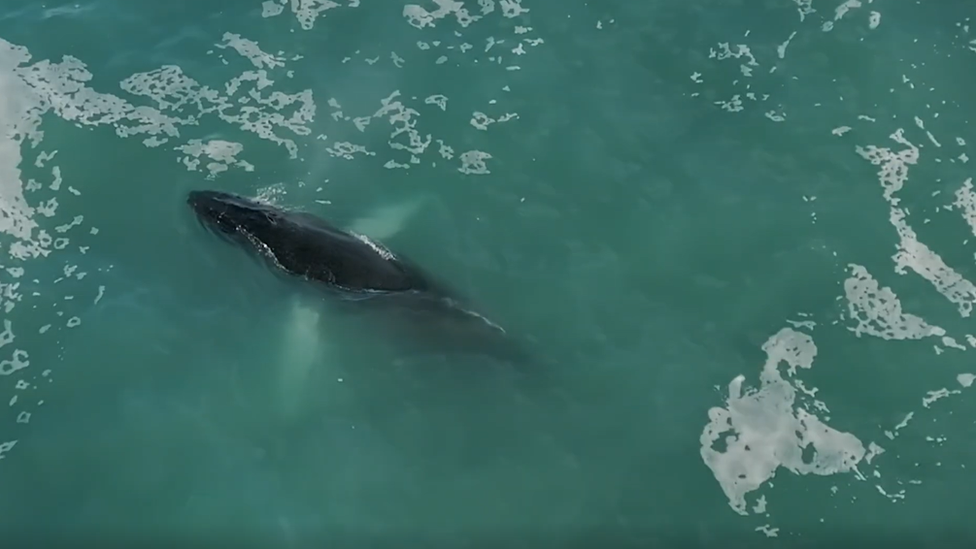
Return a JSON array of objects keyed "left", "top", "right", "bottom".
[{"left": 186, "top": 190, "right": 526, "bottom": 364}]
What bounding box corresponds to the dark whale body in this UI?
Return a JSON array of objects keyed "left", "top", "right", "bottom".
[{"left": 186, "top": 190, "right": 526, "bottom": 363}]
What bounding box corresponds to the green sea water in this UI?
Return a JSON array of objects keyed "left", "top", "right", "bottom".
[{"left": 1, "top": 0, "right": 975, "bottom": 546}]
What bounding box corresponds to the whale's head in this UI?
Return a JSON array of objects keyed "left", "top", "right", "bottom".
[{"left": 187, "top": 190, "right": 284, "bottom": 252}]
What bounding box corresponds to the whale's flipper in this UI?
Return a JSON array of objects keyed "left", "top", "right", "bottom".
[
  {"left": 276, "top": 296, "right": 325, "bottom": 421},
  {"left": 347, "top": 195, "right": 428, "bottom": 241}
]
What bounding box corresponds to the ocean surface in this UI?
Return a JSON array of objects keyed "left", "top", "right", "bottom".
[{"left": 0, "top": 0, "right": 974, "bottom": 546}]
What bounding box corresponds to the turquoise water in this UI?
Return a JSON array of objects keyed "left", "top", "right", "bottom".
[{"left": 1, "top": 0, "right": 975, "bottom": 545}]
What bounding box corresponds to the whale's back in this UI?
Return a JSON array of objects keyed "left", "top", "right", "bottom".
[{"left": 267, "top": 215, "right": 421, "bottom": 293}]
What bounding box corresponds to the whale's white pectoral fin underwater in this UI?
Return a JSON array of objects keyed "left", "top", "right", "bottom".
[
  {"left": 276, "top": 295, "right": 324, "bottom": 421},
  {"left": 347, "top": 195, "right": 429, "bottom": 242}
]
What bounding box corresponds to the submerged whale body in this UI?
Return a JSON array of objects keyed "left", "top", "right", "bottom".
[{"left": 186, "top": 189, "right": 526, "bottom": 363}]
